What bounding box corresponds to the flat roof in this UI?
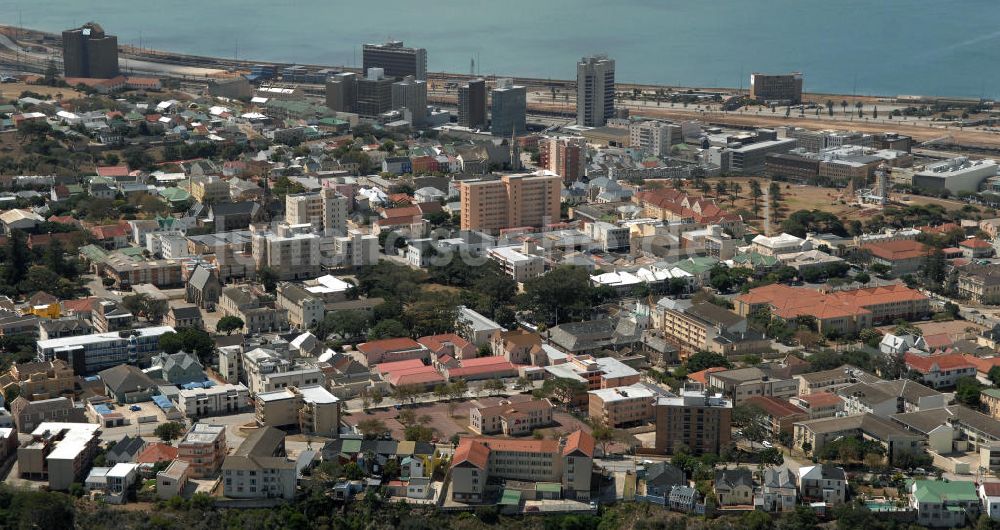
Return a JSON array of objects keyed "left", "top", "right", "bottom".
[
  {"left": 37, "top": 326, "right": 176, "bottom": 350},
  {"left": 297, "top": 385, "right": 339, "bottom": 404},
  {"left": 32, "top": 422, "right": 100, "bottom": 461}
]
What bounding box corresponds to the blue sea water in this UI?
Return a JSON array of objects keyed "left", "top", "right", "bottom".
[{"left": 2, "top": 0, "right": 1000, "bottom": 97}]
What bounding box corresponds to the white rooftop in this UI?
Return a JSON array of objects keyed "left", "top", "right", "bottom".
[
  {"left": 31, "top": 422, "right": 100, "bottom": 461},
  {"left": 37, "top": 326, "right": 176, "bottom": 351},
  {"left": 297, "top": 385, "right": 339, "bottom": 404},
  {"left": 589, "top": 383, "right": 658, "bottom": 402},
  {"left": 107, "top": 462, "right": 139, "bottom": 478}
]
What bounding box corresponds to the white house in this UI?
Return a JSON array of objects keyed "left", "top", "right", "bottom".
[
  {"left": 980, "top": 482, "right": 1000, "bottom": 521},
  {"left": 797, "top": 464, "right": 846, "bottom": 505}
]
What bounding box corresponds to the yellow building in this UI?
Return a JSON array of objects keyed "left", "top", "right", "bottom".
[{"left": 460, "top": 171, "right": 561, "bottom": 234}]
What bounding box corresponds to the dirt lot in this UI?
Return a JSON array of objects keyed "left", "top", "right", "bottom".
[
  {"left": 0, "top": 81, "right": 83, "bottom": 101},
  {"left": 683, "top": 177, "right": 978, "bottom": 233},
  {"left": 342, "top": 394, "right": 590, "bottom": 442}
]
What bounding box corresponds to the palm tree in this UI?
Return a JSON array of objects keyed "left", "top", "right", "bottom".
[
  {"left": 826, "top": 100, "right": 834, "bottom": 117},
  {"left": 731, "top": 182, "right": 742, "bottom": 200},
  {"left": 855, "top": 101, "right": 864, "bottom": 118},
  {"left": 841, "top": 100, "right": 848, "bottom": 115},
  {"left": 749, "top": 179, "right": 762, "bottom": 216}
]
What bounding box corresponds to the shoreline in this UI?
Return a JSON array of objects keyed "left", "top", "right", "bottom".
[{"left": 0, "top": 25, "right": 987, "bottom": 106}]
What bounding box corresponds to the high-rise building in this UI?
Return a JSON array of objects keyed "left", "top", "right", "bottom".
[
  {"left": 458, "top": 78, "right": 487, "bottom": 129},
  {"left": 629, "top": 120, "right": 682, "bottom": 157},
  {"left": 654, "top": 385, "right": 733, "bottom": 455},
  {"left": 750, "top": 72, "right": 804, "bottom": 104},
  {"left": 490, "top": 78, "right": 526, "bottom": 138},
  {"left": 539, "top": 137, "right": 586, "bottom": 184},
  {"left": 285, "top": 188, "right": 349, "bottom": 235},
  {"left": 459, "top": 171, "right": 562, "bottom": 234},
  {"left": 391, "top": 75, "right": 428, "bottom": 127},
  {"left": 249, "top": 223, "right": 321, "bottom": 281},
  {"left": 362, "top": 41, "right": 427, "bottom": 80},
  {"left": 576, "top": 55, "right": 615, "bottom": 127},
  {"left": 325, "top": 72, "right": 358, "bottom": 113},
  {"left": 355, "top": 68, "right": 394, "bottom": 118},
  {"left": 62, "top": 22, "right": 120, "bottom": 79}
]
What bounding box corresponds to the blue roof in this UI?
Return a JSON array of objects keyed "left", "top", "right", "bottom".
[
  {"left": 152, "top": 395, "right": 175, "bottom": 410},
  {"left": 180, "top": 380, "right": 216, "bottom": 390},
  {"left": 93, "top": 404, "right": 112, "bottom": 414}
]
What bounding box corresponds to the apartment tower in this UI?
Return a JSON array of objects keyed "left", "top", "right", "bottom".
[{"left": 576, "top": 55, "right": 615, "bottom": 127}]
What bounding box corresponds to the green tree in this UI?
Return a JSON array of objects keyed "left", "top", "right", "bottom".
[
  {"left": 517, "top": 265, "right": 603, "bottom": 324},
  {"left": 216, "top": 315, "right": 245, "bottom": 335},
  {"left": 257, "top": 267, "right": 279, "bottom": 292},
  {"left": 685, "top": 351, "right": 732, "bottom": 372},
  {"left": 356, "top": 418, "right": 388, "bottom": 438},
  {"left": 483, "top": 378, "right": 505, "bottom": 396},
  {"left": 956, "top": 376, "right": 984, "bottom": 407},
  {"left": 154, "top": 421, "right": 185, "bottom": 441},
  {"left": 369, "top": 319, "right": 408, "bottom": 339}
]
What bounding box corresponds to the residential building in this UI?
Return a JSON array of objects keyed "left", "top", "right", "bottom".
[
  {"left": 250, "top": 223, "right": 321, "bottom": 281},
  {"left": 219, "top": 287, "right": 288, "bottom": 334},
  {"left": 460, "top": 171, "right": 562, "bottom": 233},
  {"left": 457, "top": 306, "right": 503, "bottom": 346},
  {"left": 356, "top": 338, "right": 430, "bottom": 366},
  {"left": 743, "top": 396, "right": 808, "bottom": 436},
  {"left": 106, "top": 435, "right": 146, "bottom": 465},
  {"left": 797, "top": 464, "right": 847, "bottom": 505},
  {"left": 795, "top": 365, "right": 875, "bottom": 395},
  {"left": 589, "top": 383, "right": 659, "bottom": 427},
  {"left": 540, "top": 136, "right": 586, "bottom": 183},
  {"left": 792, "top": 413, "right": 924, "bottom": 461},
  {"left": 0, "top": 427, "right": 16, "bottom": 464},
  {"left": 10, "top": 396, "right": 84, "bottom": 433},
  {"left": 285, "top": 189, "right": 349, "bottom": 235},
  {"left": 36, "top": 326, "right": 176, "bottom": 375},
  {"left": 177, "top": 423, "right": 227, "bottom": 478},
  {"left": 959, "top": 264, "right": 1000, "bottom": 304},
  {"left": 189, "top": 176, "right": 231, "bottom": 204},
  {"left": 629, "top": 120, "right": 682, "bottom": 157},
  {"left": 362, "top": 41, "right": 427, "bottom": 80},
  {"left": 892, "top": 405, "right": 1000, "bottom": 454},
  {"left": 734, "top": 284, "right": 930, "bottom": 336},
  {"left": 17, "top": 422, "right": 101, "bottom": 490},
  {"left": 862, "top": 239, "right": 931, "bottom": 275},
  {"left": 984, "top": 389, "right": 1000, "bottom": 421},
  {"left": 789, "top": 392, "right": 844, "bottom": 419},
  {"left": 62, "top": 23, "right": 119, "bottom": 79},
  {"left": 653, "top": 386, "right": 732, "bottom": 455},
  {"left": 276, "top": 282, "right": 325, "bottom": 329},
  {"left": 458, "top": 78, "right": 487, "bottom": 129},
  {"left": 165, "top": 305, "right": 203, "bottom": 329},
  {"left": 542, "top": 352, "right": 641, "bottom": 391},
  {"left": 980, "top": 482, "right": 1000, "bottom": 521},
  {"left": 450, "top": 430, "right": 594, "bottom": 502},
  {"left": 156, "top": 460, "right": 190, "bottom": 500},
  {"left": 707, "top": 367, "right": 798, "bottom": 403},
  {"left": 757, "top": 464, "right": 797, "bottom": 513},
  {"left": 255, "top": 385, "right": 340, "bottom": 436},
  {"left": 242, "top": 348, "right": 325, "bottom": 395},
  {"left": 651, "top": 299, "right": 767, "bottom": 360},
  {"left": 490, "top": 78, "right": 526, "bottom": 137},
  {"left": 469, "top": 398, "right": 554, "bottom": 435},
  {"left": 149, "top": 352, "right": 206, "bottom": 386},
  {"left": 910, "top": 480, "right": 980, "bottom": 528},
  {"left": 222, "top": 427, "right": 297, "bottom": 499},
  {"left": 487, "top": 246, "right": 545, "bottom": 282},
  {"left": 576, "top": 55, "right": 615, "bottom": 127},
  {"left": 176, "top": 384, "right": 250, "bottom": 419},
  {"left": 714, "top": 468, "right": 754, "bottom": 506},
  {"left": 749, "top": 72, "right": 803, "bottom": 104},
  {"left": 332, "top": 230, "right": 380, "bottom": 268},
  {"left": 0, "top": 359, "right": 75, "bottom": 401},
  {"left": 904, "top": 353, "right": 976, "bottom": 389},
  {"left": 99, "top": 364, "right": 157, "bottom": 404}
]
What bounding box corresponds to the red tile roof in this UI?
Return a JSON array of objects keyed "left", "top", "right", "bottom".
[
  {"left": 962, "top": 354, "right": 1000, "bottom": 375},
  {"left": 453, "top": 439, "right": 490, "bottom": 469},
  {"left": 744, "top": 396, "right": 807, "bottom": 418},
  {"left": 688, "top": 367, "right": 726, "bottom": 385},
  {"left": 562, "top": 430, "right": 595, "bottom": 457},
  {"left": 862, "top": 239, "right": 930, "bottom": 261},
  {"left": 904, "top": 352, "right": 975, "bottom": 374},
  {"left": 736, "top": 283, "right": 927, "bottom": 322},
  {"left": 418, "top": 333, "right": 475, "bottom": 357},
  {"left": 137, "top": 443, "right": 178, "bottom": 464},
  {"left": 960, "top": 237, "right": 992, "bottom": 249},
  {"left": 358, "top": 338, "right": 423, "bottom": 355},
  {"left": 96, "top": 165, "right": 130, "bottom": 178},
  {"left": 793, "top": 392, "right": 843, "bottom": 408},
  {"left": 982, "top": 482, "right": 1000, "bottom": 497}
]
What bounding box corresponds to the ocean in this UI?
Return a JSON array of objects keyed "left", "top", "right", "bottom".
[{"left": 3, "top": 0, "right": 1000, "bottom": 98}]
